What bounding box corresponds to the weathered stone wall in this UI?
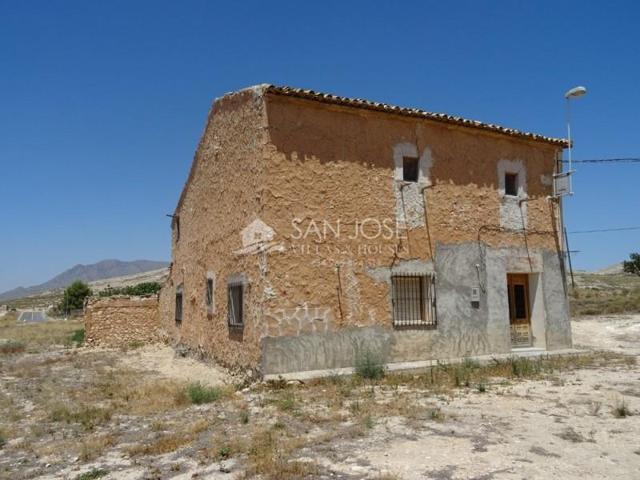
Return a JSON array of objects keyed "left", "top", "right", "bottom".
[
  {"left": 85, "top": 296, "right": 159, "bottom": 347},
  {"left": 158, "top": 86, "right": 268, "bottom": 370}
]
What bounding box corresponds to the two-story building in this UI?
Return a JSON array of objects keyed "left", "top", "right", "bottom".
[{"left": 159, "top": 85, "right": 572, "bottom": 377}]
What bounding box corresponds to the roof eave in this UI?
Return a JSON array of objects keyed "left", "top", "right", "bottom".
[{"left": 264, "top": 85, "right": 569, "bottom": 148}]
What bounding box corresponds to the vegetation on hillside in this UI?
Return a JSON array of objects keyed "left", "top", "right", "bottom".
[
  {"left": 570, "top": 271, "right": 640, "bottom": 316},
  {"left": 623, "top": 252, "right": 640, "bottom": 276},
  {"left": 97, "top": 282, "right": 162, "bottom": 298}
]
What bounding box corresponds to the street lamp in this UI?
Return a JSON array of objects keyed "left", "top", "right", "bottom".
[
  {"left": 564, "top": 85, "right": 587, "bottom": 193},
  {"left": 561, "top": 86, "right": 587, "bottom": 290}
]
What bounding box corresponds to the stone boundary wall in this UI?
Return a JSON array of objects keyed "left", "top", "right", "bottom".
[{"left": 85, "top": 296, "right": 159, "bottom": 347}]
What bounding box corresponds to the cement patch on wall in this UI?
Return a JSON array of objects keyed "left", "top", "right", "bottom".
[
  {"left": 261, "top": 326, "right": 393, "bottom": 375},
  {"left": 393, "top": 142, "right": 432, "bottom": 229},
  {"left": 261, "top": 243, "right": 571, "bottom": 375}
]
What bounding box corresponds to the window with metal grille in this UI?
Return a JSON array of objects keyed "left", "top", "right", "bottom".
[
  {"left": 228, "top": 284, "right": 244, "bottom": 328},
  {"left": 175, "top": 285, "right": 183, "bottom": 325},
  {"left": 391, "top": 274, "right": 436, "bottom": 328},
  {"left": 403, "top": 156, "right": 419, "bottom": 182},
  {"left": 505, "top": 173, "right": 518, "bottom": 196}
]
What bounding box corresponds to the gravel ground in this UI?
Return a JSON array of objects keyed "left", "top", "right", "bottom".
[{"left": 0, "top": 316, "right": 638, "bottom": 480}]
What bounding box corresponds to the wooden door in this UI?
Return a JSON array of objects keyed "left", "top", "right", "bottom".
[{"left": 507, "top": 274, "right": 531, "bottom": 347}]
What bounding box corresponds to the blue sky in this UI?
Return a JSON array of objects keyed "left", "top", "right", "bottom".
[{"left": 1, "top": 0, "right": 639, "bottom": 292}]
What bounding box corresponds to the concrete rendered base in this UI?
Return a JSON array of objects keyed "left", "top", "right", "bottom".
[{"left": 262, "top": 348, "right": 586, "bottom": 381}]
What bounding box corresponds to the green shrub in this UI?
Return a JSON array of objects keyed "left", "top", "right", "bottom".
[
  {"left": 355, "top": 349, "right": 385, "bottom": 380},
  {"left": 76, "top": 468, "right": 108, "bottom": 480},
  {"left": 186, "top": 383, "right": 222, "bottom": 405},
  {"left": 70, "top": 329, "right": 85, "bottom": 346},
  {"left": 98, "top": 282, "right": 162, "bottom": 298},
  {"left": 0, "top": 431, "right": 6, "bottom": 449},
  {"left": 56, "top": 281, "right": 92, "bottom": 314},
  {"left": 217, "top": 445, "right": 231, "bottom": 459}
]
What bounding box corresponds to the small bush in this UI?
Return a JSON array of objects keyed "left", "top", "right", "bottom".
[
  {"left": 355, "top": 349, "right": 386, "bottom": 380},
  {"left": 509, "top": 356, "right": 540, "bottom": 378},
  {"left": 76, "top": 468, "right": 109, "bottom": 480},
  {"left": 429, "top": 408, "right": 444, "bottom": 421},
  {"left": 476, "top": 381, "right": 487, "bottom": 393},
  {"left": 186, "top": 383, "right": 222, "bottom": 405},
  {"left": 239, "top": 409, "right": 250, "bottom": 424},
  {"left": 280, "top": 391, "right": 297, "bottom": 411},
  {"left": 363, "top": 415, "right": 375, "bottom": 429},
  {"left": 0, "top": 431, "right": 6, "bottom": 449},
  {"left": 70, "top": 329, "right": 85, "bottom": 346},
  {"left": 217, "top": 445, "right": 231, "bottom": 459},
  {"left": 613, "top": 398, "right": 632, "bottom": 418},
  {"left": 0, "top": 340, "right": 26, "bottom": 355}
]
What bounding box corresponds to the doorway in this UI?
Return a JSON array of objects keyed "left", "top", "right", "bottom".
[{"left": 507, "top": 274, "right": 531, "bottom": 348}]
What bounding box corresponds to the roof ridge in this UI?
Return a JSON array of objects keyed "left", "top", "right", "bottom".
[{"left": 263, "top": 84, "right": 568, "bottom": 147}]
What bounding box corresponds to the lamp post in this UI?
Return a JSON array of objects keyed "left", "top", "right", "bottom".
[
  {"left": 564, "top": 86, "right": 587, "bottom": 193},
  {"left": 562, "top": 86, "right": 587, "bottom": 290}
]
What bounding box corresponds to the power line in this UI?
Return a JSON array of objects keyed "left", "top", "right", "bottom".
[
  {"left": 562, "top": 157, "right": 640, "bottom": 164},
  {"left": 568, "top": 226, "right": 640, "bottom": 234}
]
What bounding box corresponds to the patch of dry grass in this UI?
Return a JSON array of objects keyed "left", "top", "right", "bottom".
[
  {"left": 241, "top": 428, "right": 318, "bottom": 480},
  {"left": 0, "top": 312, "right": 84, "bottom": 352},
  {"left": 571, "top": 272, "right": 640, "bottom": 316},
  {"left": 127, "top": 431, "right": 194, "bottom": 456},
  {"left": 79, "top": 433, "right": 118, "bottom": 461}
]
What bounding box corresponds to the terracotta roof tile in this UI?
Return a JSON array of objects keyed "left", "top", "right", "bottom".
[{"left": 264, "top": 85, "right": 568, "bottom": 147}]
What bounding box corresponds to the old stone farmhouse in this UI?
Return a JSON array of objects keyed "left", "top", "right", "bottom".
[{"left": 158, "top": 85, "right": 572, "bottom": 377}]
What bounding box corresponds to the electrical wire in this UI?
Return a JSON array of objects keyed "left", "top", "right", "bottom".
[
  {"left": 568, "top": 226, "right": 640, "bottom": 234},
  {"left": 562, "top": 157, "right": 640, "bottom": 164}
]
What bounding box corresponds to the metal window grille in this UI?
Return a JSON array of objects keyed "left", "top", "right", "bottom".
[
  {"left": 391, "top": 274, "right": 436, "bottom": 328},
  {"left": 175, "top": 288, "right": 183, "bottom": 325},
  {"left": 228, "top": 284, "right": 244, "bottom": 328}
]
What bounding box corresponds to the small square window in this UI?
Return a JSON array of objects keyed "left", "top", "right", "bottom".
[
  {"left": 505, "top": 173, "right": 518, "bottom": 196},
  {"left": 403, "top": 157, "right": 419, "bottom": 182}
]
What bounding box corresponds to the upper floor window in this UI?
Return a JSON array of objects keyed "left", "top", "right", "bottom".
[
  {"left": 505, "top": 172, "right": 518, "bottom": 196},
  {"left": 402, "top": 156, "right": 419, "bottom": 182}
]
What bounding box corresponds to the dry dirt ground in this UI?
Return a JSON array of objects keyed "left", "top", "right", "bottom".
[{"left": 1, "top": 316, "right": 639, "bottom": 480}]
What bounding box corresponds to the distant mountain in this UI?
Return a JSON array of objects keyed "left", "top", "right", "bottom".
[{"left": 0, "top": 259, "right": 169, "bottom": 301}]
